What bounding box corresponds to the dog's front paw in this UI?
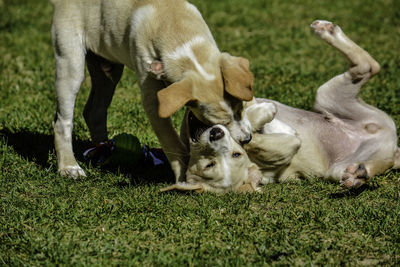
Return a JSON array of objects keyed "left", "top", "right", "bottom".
[
  {"left": 340, "top": 163, "right": 368, "bottom": 188},
  {"left": 311, "top": 20, "right": 341, "bottom": 43},
  {"left": 246, "top": 102, "right": 277, "bottom": 132},
  {"left": 59, "top": 165, "right": 86, "bottom": 179}
]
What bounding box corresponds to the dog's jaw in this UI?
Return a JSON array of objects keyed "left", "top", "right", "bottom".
[{"left": 188, "top": 111, "right": 211, "bottom": 143}]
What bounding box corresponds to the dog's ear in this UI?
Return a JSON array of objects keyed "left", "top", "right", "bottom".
[
  {"left": 158, "top": 78, "right": 194, "bottom": 118},
  {"left": 220, "top": 53, "right": 254, "bottom": 101},
  {"left": 160, "top": 182, "right": 204, "bottom": 193}
]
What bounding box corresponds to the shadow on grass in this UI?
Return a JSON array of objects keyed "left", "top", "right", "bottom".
[
  {"left": 100, "top": 160, "right": 175, "bottom": 185},
  {"left": 0, "top": 128, "right": 64, "bottom": 167},
  {"left": 329, "top": 184, "right": 378, "bottom": 199},
  {"left": 0, "top": 128, "right": 174, "bottom": 184}
]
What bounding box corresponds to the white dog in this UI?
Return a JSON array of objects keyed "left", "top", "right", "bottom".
[
  {"left": 50, "top": 0, "right": 254, "bottom": 181},
  {"left": 162, "top": 20, "right": 400, "bottom": 193}
]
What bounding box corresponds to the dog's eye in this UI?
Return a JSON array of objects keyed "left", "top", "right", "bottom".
[
  {"left": 232, "top": 152, "right": 242, "bottom": 158},
  {"left": 205, "top": 161, "right": 216, "bottom": 169}
]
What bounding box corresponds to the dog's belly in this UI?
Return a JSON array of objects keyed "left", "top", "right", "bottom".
[{"left": 256, "top": 98, "right": 364, "bottom": 168}]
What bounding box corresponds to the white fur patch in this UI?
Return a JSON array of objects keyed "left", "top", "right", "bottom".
[
  {"left": 263, "top": 119, "right": 297, "bottom": 136},
  {"left": 167, "top": 36, "right": 215, "bottom": 80},
  {"left": 131, "top": 5, "right": 155, "bottom": 35},
  {"left": 246, "top": 102, "right": 276, "bottom": 123},
  {"left": 186, "top": 2, "right": 203, "bottom": 18},
  {"left": 335, "top": 27, "right": 347, "bottom": 44},
  {"left": 221, "top": 157, "right": 231, "bottom": 187},
  {"left": 240, "top": 112, "right": 252, "bottom": 134},
  {"left": 219, "top": 101, "right": 234, "bottom": 117}
]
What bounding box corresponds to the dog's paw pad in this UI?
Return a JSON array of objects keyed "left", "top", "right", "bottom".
[
  {"left": 311, "top": 20, "right": 334, "bottom": 32},
  {"left": 340, "top": 163, "right": 368, "bottom": 188},
  {"left": 59, "top": 166, "right": 86, "bottom": 179},
  {"left": 311, "top": 20, "right": 341, "bottom": 41}
]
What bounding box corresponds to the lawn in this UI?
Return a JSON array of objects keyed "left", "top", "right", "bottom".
[{"left": 1, "top": 0, "right": 400, "bottom": 265}]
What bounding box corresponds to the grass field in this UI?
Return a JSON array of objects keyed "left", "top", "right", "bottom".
[{"left": 1, "top": 0, "right": 400, "bottom": 265}]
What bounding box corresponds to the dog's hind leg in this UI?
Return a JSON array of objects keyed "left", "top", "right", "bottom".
[
  {"left": 311, "top": 20, "right": 398, "bottom": 188},
  {"left": 341, "top": 158, "right": 394, "bottom": 188},
  {"left": 84, "top": 51, "right": 124, "bottom": 143},
  {"left": 52, "top": 24, "right": 86, "bottom": 178},
  {"left": 311, "top": 20, "right": 381, "bottom": 121},
  {"left": 327, "top": 138, "right": 395, "bottom": 188}
]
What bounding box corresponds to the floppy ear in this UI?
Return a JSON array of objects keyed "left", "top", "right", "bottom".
[
  {"left": 157, "top": 78, "right": 194, "bottom": 118},
  {"left": 220, "top": 53, "right": 254, "bottom": 101},
  {"left": 160, "top": 182, "right": 204, "bottom": 193}
]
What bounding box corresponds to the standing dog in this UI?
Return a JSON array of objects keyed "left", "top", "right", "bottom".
[
  {"left": 50, "top": 0, "right": 254, "bottom": 180},
  {"left": 162, "top": 20, "right": 400, "bottom": 193}
]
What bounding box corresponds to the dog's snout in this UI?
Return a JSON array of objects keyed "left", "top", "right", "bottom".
[
  {"left": 209, "top": 127, "right": 225, "bottom": 142},
  {"left": 240, "top": 134, "right": 252, "bottom": 145}
]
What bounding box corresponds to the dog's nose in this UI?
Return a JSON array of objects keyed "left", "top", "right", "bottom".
[
  {"left": 240, "top": 134, "right": 252, "bottom": 145},
  {"left": 209, "top": 127, "right": 225, "bottom": 142}
]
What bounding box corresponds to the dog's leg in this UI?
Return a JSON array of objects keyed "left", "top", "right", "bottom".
[
  {"left": 311, "top": 20, "right": 398, "bottom": 188},
  {"left": 52, "top": 28, "right": 86, "bottom": 178},
  {"left": 327, "top": 138, "right": 395, "bottom": 188},
  {"left": 311, "top": 20, "right": 381, "bottom": 119},
  {"left": 245, "top": 101, "right": 277, "bottom": 132},
  {"left": 341, "top": 159, "right": 394, "bottom": 188},
  {"left": 84, "top": 51, "right": 124, "bottom": 143},
  {"left": 140, "top": 77, "right": 189, "bottom": 182}
]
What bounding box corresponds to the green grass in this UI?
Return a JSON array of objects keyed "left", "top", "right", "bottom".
[{"left": 1, "top": 0, "right": 400, "bottom": 265}]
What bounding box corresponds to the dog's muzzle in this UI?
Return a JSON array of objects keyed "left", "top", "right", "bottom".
[
  {"left": 240, "top": 134, "right": 252, "bottom": 145},
  {"left": 209, "top": 127, "right": 225, "bottom": 142}
]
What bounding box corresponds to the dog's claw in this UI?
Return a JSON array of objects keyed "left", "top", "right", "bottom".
[
  {"left": 59, "top": 166, "right": 87, "bottom": 179},
  {"left": 340, "top": 163, "right": 368, "bottom": 188}
]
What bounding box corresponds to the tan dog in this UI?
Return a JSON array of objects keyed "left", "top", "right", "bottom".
[
  {"left": 50, "top": 0, "right": 254, "bottom": 180},
  {"left": 162, "top": 20, "right": 400, "bottom": 193}
]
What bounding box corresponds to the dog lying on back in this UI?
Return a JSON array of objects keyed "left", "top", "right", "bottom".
[{"left": 162, "top": 20, "right": 400, "bottom": 193}]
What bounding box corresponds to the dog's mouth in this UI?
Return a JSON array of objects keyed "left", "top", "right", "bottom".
[{"left": 188, "top": 111, "right": 212, "bottom": 143}]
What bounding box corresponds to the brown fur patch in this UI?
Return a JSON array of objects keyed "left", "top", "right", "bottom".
[
  {"left": 220, "top": 53, "right": 254, "bottom": 101},
  {"left": 157, "top": 78, "right": 194, "bottom": 118}
]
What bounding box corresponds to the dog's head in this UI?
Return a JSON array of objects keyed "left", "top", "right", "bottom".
[
  {"left": 160, "top": 101, "right": 301, "bottom": 193},
  {"left": 157, "top": 52, "right": 254, "bottom": 144},
  {"left": 161, "top": 113, "right": 262, "bottom": 193}
]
